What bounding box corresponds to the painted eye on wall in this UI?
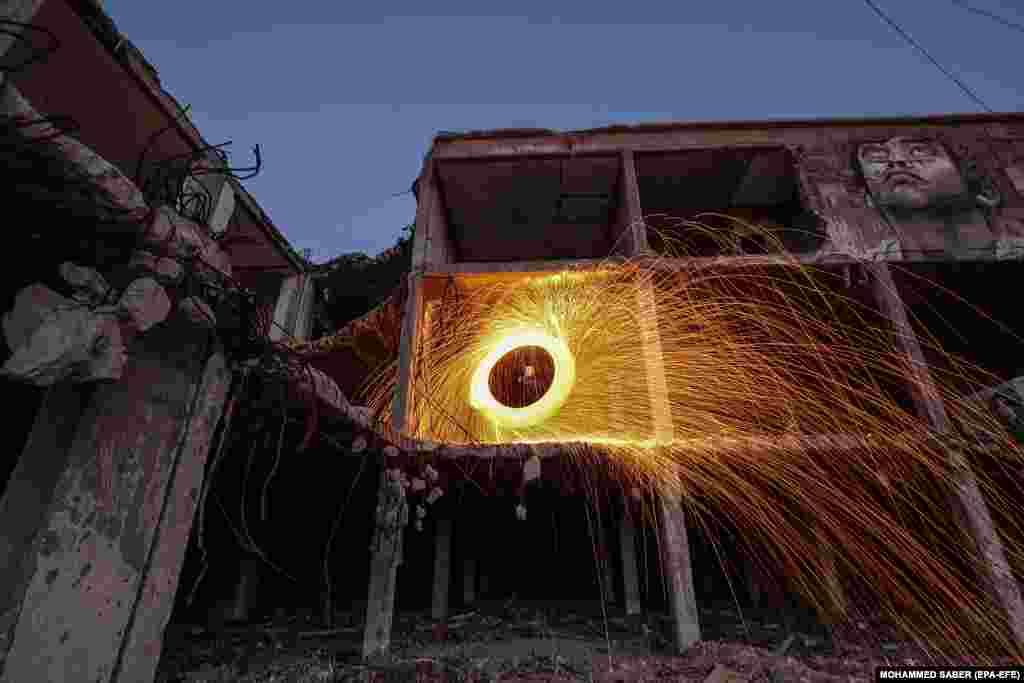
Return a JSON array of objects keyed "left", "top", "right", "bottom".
[
  {"left": 860, "top": 147, "right": 889, "bottom": 163},
  {"left": 908, "top": 144, "right": 935, "bottom": 158}
]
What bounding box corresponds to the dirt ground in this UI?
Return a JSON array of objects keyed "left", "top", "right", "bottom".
[{"left": 155, "top": 599, "right": 1017, "bottom": 682}]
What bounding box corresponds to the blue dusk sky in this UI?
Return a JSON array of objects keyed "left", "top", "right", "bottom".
[{"left": 104, "top": 1, "right": 1024, "bottom": 264}]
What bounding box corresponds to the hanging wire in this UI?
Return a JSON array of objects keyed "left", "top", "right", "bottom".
[
  {"left": 949, "top": 0, "right": 1024, "bottom": 36},
  {"left": 860, "top": 0, "right": 994, "bottom": 113}
]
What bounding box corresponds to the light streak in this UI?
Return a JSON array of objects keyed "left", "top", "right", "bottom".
[
  {"left": 468, "top": 328, "right": 576, "bottom": 430},
  {"left": 362, "top": 217, "right": 1024, "bottom": 663}
]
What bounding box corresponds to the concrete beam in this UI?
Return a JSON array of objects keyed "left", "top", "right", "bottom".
[
  {"left": 619, "top": 507, "right": 642, "bottom": 616},
  {"left": 428, "top": 113, "right": 1023, "bottom": 160},
  {"left": 866, "top": 261, "right": 1024, "bottom": 649},
  {"left": 427, "top": 249, "right": 1024, "bottom": 287},
  {"left": 431, "top": 518, "right": 452, "bottom": 621},
  {"left": 0, "top": 322, "right": 229, "bottom": 683},
  {"left": 425, "top": 253, "right": 852, "bottom": 289}
]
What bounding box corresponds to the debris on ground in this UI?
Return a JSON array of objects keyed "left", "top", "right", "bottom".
[{"left": 156, "top": 599, "right": 1020, "bottom": 682}]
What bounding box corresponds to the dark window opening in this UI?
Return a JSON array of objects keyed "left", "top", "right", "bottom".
[{"left": 637, "top": 147, "right": 825, "bottom": 257}]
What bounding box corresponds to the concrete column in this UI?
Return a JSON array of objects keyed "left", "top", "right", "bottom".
[
  {"left": 228, "top": 553, "right": 260, "bottom": 622},
  {"left": 410, "top": 158, "right": 455, "bottom": 271},
  {"left": 462, "top": 558, "right": 476, "bottom": 605},
  {"left": 746, "top": 558, "right": 763, "bottom": 609},
  {"left": 112, "top": 351, "right": 230, "bottom": 683},
  {"left": 478, "top": 561, "right": 490, "bottom": 600},
  {"left": 0, "top": 385, "right": 88, "bottom": 664},
  {"left": 814, "top": 522, "right": 846, "bottom": 623},
  {"left": 619, "top": 507, "right": 642, "bottom": 615},
  {"left": 658, "top": 495, "right": 701, "bottom": 651},
  {"left": 867, "top": 261, "right": 1024, "bottom": 647},
  {"left": 269, "top": 274, "right": 300, "bottom": 342},
  {"left": 363, "top": 471, "right": 406, "bottom": 659},
  {"left": 269, "top": 272, "right": 313, "bottom": 343},
  {"left": 0, "top": 321, "right": 230, "bottom": 683},
  {"left": 431, "top": 518, "right": 451, "bottom": 621},
  {"left": 590, "top": 512, "right": 616, "bottom": 605},
  {"left": 625, "top": 146, "right": 701, "bottom": 646},
  {"left": 392, "top": 274, "right": 424, "bottom": 436},
  {"left": 616, "top": 151, "right": 650, "bottom": 256}
]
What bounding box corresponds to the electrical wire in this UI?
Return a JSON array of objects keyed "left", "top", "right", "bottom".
[
  {"left": 860, "top": 0, "right": 994, "bottom": 113},
  {"left": 950, "top": 0, "right": 1024, "bottom": 36}
]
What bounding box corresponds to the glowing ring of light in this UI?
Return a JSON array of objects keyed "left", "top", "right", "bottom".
[{"left": 469, "top": 329, "right": 576, "bottom": 429}]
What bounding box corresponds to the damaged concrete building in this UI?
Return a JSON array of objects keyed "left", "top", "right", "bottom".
[
  {"left": 0, "top": 1, "right": 316, "bottom": 680},
  {"left": 4, "top": 1, "right": 1024, "bottom": 681}
]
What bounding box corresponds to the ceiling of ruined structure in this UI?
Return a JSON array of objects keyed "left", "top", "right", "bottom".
[{"left": 437, "top": 154, "right": 621, "bottom": 262}]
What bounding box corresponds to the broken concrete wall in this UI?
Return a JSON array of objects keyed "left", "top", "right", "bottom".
[{"left": 0, "top": 317, "right": 229, "bottom": 682}]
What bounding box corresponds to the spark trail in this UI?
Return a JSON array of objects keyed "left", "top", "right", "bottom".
[{"left": 364, "top": 219, "right": 1024, "bottom": 663}]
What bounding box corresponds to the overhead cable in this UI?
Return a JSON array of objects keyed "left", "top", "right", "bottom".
[{"left": 861, "top": 0, "right": 994, "bottom": 113}]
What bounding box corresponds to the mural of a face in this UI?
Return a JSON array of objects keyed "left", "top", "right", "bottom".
[{"left": 857, "top": 137, "right": 968, "bottom": 211}]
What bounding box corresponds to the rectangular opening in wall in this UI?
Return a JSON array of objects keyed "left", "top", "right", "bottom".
[
  {"left": 437, "top": 154, "right": 622, "bottom": 262},
  {"left": 636, "top": 147, "right": 824, "bottom": 257}
]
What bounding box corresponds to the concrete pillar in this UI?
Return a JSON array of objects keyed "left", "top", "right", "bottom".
[
  {"left": 112, "top": 351, "right": 230, "bottom": 683},
  {"left": 363, "top": 471, "right": 406, "bottom": 659},
  {"left": 619, "top": 507, "right": 642, "bottom": 615},
  {"left": 746, "top": 559, "right": 763, "bottom": 609},
  {"left": 616, "top": 151, "right": 650, "bottom": 256},
  {"left": 867, "top": 261, "right": 1024, "bottom": 647},
  {"left": 658, "top": 495, "right": 701, "bottom": 651},
  {"left": 478, "top": 563, "right": 490, "bottom": 600},
  {"left": 269, "top": 274, "right": 300, "bottom": 342},
  {"left": 269, "top": 272, "right": 313, "bottom": 343},
  {"left": 0, "top": 385, "right": 88, "bottom": 664},
  {"left": 393, "top": 274, "right": 424, "bottom": 436},
  {"left": 462, "top": 558, "right": 476, "bottom": 605},
  {"left": 228, "top": 553, "right": 261, "bottom": 622},
  {"left": 625, "top": 142, "right": 700, "bottom": 644},
  {"left": 0, "top": 321, "right": 230, "bottom": 683},
  {"left": 410, "top": 158, "right": 455, "bottom": 271},
  {"left": 431, "top": 518, "right": 451, "bottom": 621},
  {"left": 814, "top": 522, "right": 846, "bottom": 623},
  {"left": 590, "top": 511, "right": 616, "bottom": 605}
]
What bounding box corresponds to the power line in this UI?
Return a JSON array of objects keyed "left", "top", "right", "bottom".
[
  {"left": 860, "top": 0, "right": 994, "bottom": 113},
  {"left": 950, "top": 0, "right": 1024, "bottom": 37}
]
